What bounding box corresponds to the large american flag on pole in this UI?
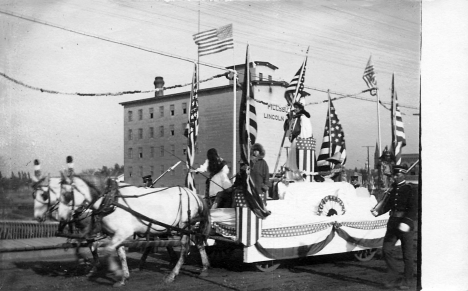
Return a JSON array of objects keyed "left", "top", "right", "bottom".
[
  {"left": 317, "top": 96, "right": 347, "bottom": 167},
  {"left": 193, "top": 24, "right": 234, "bottom": 57},
  {"left": 391, "top": 74, "right": 406, "bottom": 165},
  {"left": 185, "top": 64, "right": 199, "bottom": 192},
  {"left": 239, "top": 45, "right": 269, "bottom": 219},
  {"left": 363, "top": 55, "right": 378, "bottom": 96},
  {"left": 284, "top": 48, "right": 308, "bottom": 106}
]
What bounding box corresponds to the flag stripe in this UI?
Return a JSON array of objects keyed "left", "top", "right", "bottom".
[
  {"left": 317, "top": 98, "right": 347, "bottom": 167},
  {"left": 193, "top": 24, "right": 234, "bottom": 57},
  {"left": 284, "top": 60, "right": 307, "bottom": 106},
  {"left": 391, "top": 75, "right": 406, "bottom": 165},
  {"left": 238, "top": 45, "right": 269, "bottom": 220},
  {"left": 185, "top": 64, "right": 199, "bottom": 192}
]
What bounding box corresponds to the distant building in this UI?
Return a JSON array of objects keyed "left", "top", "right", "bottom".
[
  {"left": 400, "top": 153, "right": 420, "bottom": 183},
  {"left": 119, "top": 62, "right": 290, "bottom": 195}
]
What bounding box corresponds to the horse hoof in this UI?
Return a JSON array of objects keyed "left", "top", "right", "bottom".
[
  {"left": 163, "top": 275, "right": 174, "bottom": 284},
  {"left": 113, "top": 281, "right": 126, "bottom": 288}
]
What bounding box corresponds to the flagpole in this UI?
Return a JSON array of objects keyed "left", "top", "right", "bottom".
[
  {"left": 375, "top": 89, "right": 382, "bottom": 154},
  {"left": 232, "top": 45, "right": 237, "bottom": 178},
  {"left": 272, "top": 48, "right": 309, "bottom": 176},
  {"left": 327, "top": 90, "right": 332, "bottom": 167}
]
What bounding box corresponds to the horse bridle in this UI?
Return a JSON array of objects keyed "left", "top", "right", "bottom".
[{"left": 32, "top": 180, "right": 59, "bottom": 219}]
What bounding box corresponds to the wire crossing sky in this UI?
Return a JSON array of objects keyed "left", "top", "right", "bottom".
[{"left": 0, "top": 0, "right": 420, "bottom": 175}]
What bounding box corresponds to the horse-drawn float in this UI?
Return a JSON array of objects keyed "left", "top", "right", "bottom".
[{"left": 208, "top": 180, "right": 389, "bottom": 272}]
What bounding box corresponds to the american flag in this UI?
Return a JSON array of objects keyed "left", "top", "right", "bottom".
[
  {"left": 185, "top": 64, "right": 199, "bottom": 192},
  {"left": 363, "top": 55, "right": 378, "bottom": 96},
  {"left": 391, "top": 74, "right": 406, "bottom": 165},
  {"left": 193, "top": 24, "right": 234, "bottom": 57},
  {"left": 317, "top": 97, "right": 347, "bottom": 167},
  {"left": 284, "top": 49, "right": 308, "bottom": 106},
  {"left": 296, "top": 137, "right": 317, "bottom": 182},
  {"left": 239, "top": 44, "right": 257, "bottom": 164},
  {"left": 239, "top": 45, "right": 270, "bottom": 219}
]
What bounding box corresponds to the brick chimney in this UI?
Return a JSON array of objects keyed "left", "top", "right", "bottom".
[{"left": 154, "top": 76, "right": 164, "bottom": 97}]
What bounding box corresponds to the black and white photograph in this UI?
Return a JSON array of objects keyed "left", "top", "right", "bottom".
[{"left": 1, "top": 1, "right": 467, "bottom": 290}]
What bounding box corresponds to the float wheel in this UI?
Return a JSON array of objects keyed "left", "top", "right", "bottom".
[
  {"left": 353, "top": 248, "right": 377, "bottom": 262},
  {"left": 254, "top": 261, "right": 281, "bottom": 272}
]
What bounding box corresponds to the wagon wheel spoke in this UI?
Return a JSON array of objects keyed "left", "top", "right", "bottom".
[
  {"left": 353, "top": 248, "right": 377, "bottom": 262},
  {"left": 254, "top": 261, "right": 281, "bottom": 272}
]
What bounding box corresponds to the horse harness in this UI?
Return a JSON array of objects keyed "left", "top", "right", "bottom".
[{"left": 32, "top": 179, "right": 59, "bottom": 216}]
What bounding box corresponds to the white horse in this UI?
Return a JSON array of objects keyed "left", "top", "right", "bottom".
[
  {"left": 57, "top": 173, "right": 211, "bottom": 286},
  {"left": 31, "top": 170, "right": 101, "bottom": 275}
]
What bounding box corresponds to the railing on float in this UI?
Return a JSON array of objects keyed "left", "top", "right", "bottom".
[{"left": 0, "top": 220, "right": 59, "bottom": 240}]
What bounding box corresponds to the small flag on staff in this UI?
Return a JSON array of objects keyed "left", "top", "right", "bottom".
[
  {"left": 185, "top": 64, "right": 199, "bottom": 192},
  {"left": 284, "top": 48, "right": 308, "bottom": 106},
  {"left": 317, "top": 96, "right": 347, "bottom": 167},
  {"left": 239, "top": 45, "right": 269, "bottom": 219},
  {"left": 391, "top": 74, "right": 406, "bottom": 165},
  {"left": 363, "top": 55, "right": 378, "bottom": 96},
  {"left": 193, "top": 24, "right": 234, "bottom": 57}
]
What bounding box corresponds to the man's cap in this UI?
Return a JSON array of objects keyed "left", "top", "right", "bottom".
[
  {"left": 393, "top": 165, "right": 407, "bottom": 175},
  {"left": 142, "top": 175, "right": 152, "bottom": 180}
]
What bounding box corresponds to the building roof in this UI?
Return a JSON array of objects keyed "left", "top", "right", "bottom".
[{"left": 119, "top": 80, "right": 288, "bottom": 106}]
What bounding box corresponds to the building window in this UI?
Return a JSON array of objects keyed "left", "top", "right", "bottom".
[
  {"left": 182, "top": 103, "right": 187, "bottom": 114},
  {"left": 139, "top": 166, "right": 143, "bottom": 177},
  {"left": 149, "top": 108, "right": 154, "bottom": 119},
  {"left": 138, "top": 147, "right": 143, "bottom": 158},
  {"left": 183, "top": 148, "right": 187, "bottom": 155},
  {"left": 170, "top": 125, "right": 175, "bottom": 136},
  {"left": 149, "top": 127, "right": 154, "bottom": 138},
  {"left": 182, "top": 123, "right": 186, "bottom": 135},
  {"left": 150, "top": 146, "right": 154, "bottom": 158},
  {"left": 150, "top": 166, "right": 154, "bottom": 176},
  {"left": 170, "top": 104, "right": 175, "bottom": 116},
  {"left": 268, "top": 75, "right": 272, "bottom": 81},
  {"left": 171, "top": 144, "right": 175, "bottom": 155},
  {"left": 128, "top": 166, "right": 133, "bottom": 177},
  {"left": 160, "top": 165, "right": 165, "bottom": 175},
  {"left": 160, "top": 145, "right": 164, "bottom": 157},
  {"left": 159, "top": 126, "right": 164, "bottom": 137},
  {"left": 128, "top": 129, "right": 133, "bottom": 140},
  {"left": 138, "top": 109, "right": 143, "bottom": 120},
  {"left": 259, "top": 72, "right": 263, "bottom": 81},
  {"left": 128, "top": 148, "right": 133, "bottom": 159},
  {"left": 128, "top": 111, "right": 133, "bottom": 122},
  {"left": 138, "top": 128, "right": 143, "bottom": 139},
  {"left": 159, "top": 106, "right": 164, "bottom": 117}
]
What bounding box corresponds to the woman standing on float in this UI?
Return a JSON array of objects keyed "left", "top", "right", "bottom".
[{"left": 283, "top": 97, "right": 313, "bottom": 181}]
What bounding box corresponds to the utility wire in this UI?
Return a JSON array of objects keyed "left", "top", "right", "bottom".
[{"left": 0, "top": 9, "right": 232, "bottom": 73}]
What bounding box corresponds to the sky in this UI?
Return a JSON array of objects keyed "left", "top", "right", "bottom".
[{"left": 0, "top": 0, "right": 421, "bottom": 176}]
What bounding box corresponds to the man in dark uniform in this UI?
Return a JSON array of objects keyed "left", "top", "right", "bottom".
[
  {"left": 142, "top": 175, "right": 152, "bottom": 187},
  {"left": 376, "top": 165, "right": 417, "bottom": 289}
]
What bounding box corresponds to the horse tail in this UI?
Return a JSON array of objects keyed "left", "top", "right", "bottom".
[{"left": 196, "top": 192, "right": 212, "bottom": 239}]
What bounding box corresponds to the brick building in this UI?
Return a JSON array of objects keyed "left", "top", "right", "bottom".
[{"left": 120, "top": 62, "right": 291, "bottom": 194}]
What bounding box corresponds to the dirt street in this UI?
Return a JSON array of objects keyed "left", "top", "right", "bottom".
[{"left": 0, "top": 242, "right": 419, "bottom": 291}]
